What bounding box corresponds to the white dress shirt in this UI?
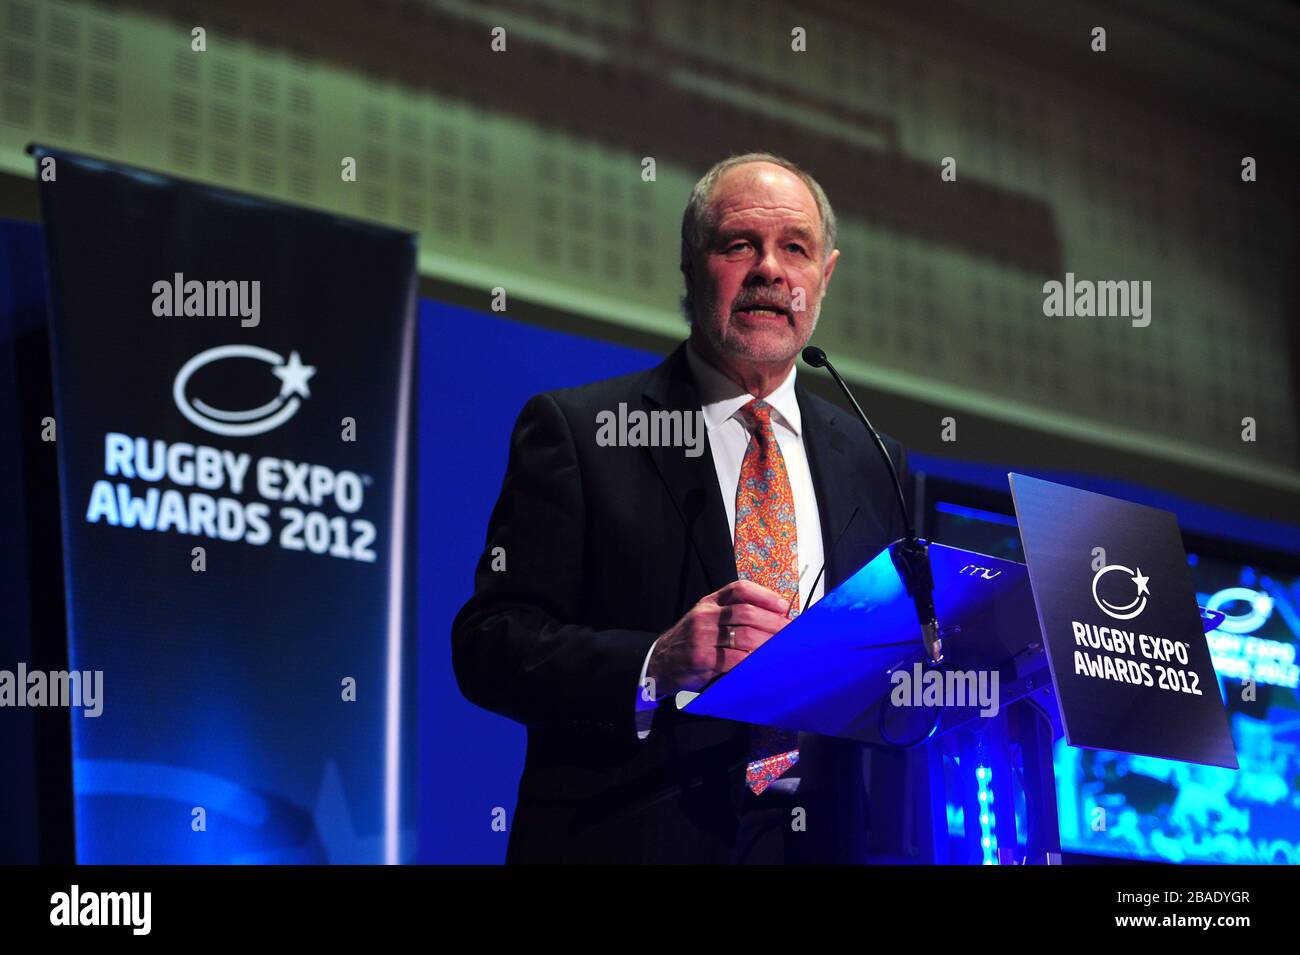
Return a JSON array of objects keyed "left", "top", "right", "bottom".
[{"left": 636, "top": 341, "right": 825, "bottom": 748}]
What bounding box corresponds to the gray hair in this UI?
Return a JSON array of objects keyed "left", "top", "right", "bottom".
[{"left": 679, "top": 152, "right": 837, "bottom": 320}]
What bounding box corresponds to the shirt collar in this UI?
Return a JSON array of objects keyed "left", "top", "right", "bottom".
[{"left": 685, "top": 339, "right": 802, "bottom": 437}]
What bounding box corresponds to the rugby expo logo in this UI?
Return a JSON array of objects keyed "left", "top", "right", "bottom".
[
  {"left": 82, "top": 341, "right": 378, "bottom": 562},
  {"left": 173, "top": 344, "right": 316, "bottom": 437},
  {"left": 1092, "top": 562, "right": 1151, "bottom": 620}
]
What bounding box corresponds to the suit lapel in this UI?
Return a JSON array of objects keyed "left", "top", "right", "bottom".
[
  {"left": 642, "top": 345, "right": 737, "bottom": 592},
  {"left": 798, "top": 385, "right": 861, "bottom": 593}
]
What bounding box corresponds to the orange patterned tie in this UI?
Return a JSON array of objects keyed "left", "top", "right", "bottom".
[{"left": 733, "top": 398, "right": 801, "bottom": 794}]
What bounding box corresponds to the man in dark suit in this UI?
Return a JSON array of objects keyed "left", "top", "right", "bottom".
[{"left": 452, "top": 152, "right": 909, "bottom": 863}]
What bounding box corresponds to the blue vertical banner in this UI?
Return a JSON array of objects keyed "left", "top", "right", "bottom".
[{"left": 33, "top": 147, "right": 419, "bottom": 863}]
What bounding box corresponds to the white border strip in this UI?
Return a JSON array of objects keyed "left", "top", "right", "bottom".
[{"left": 384, "top": 270, "right": 417, "bottom": 865}]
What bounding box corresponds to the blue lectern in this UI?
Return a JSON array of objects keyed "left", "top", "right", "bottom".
[{"left": 680, "top": 473, "right": 1237, "bottom": 863}]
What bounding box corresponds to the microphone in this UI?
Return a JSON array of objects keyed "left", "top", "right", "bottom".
[
  {"left": 801, "top": 346, "right": 911, "bottom": 539},
  {"left": 801, "top": 345, "right": 943, "bottom": 663}
]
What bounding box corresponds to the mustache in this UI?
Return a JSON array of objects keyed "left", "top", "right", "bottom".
[{"left": 731, "top": 291, "right": 794, "bottom": 313}]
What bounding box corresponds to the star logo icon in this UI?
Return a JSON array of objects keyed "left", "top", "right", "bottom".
[
  {"left": 1091, "top": 562, "right": 1151, "bottom": 620},
  {"left": 273, "top": 350, "right": 316, "bottom": 399},
  {"left": 1131, "top": 568, "right": 1150, "bottom": 597}
]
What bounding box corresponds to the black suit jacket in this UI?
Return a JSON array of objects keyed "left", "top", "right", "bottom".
[{"left": 452, "top": 342, "right": 909, "bottom": 863}]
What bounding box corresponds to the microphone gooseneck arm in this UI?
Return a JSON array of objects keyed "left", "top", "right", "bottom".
[
  {"left": 801, "top": 346, "right": 943, "bottom": 663},
  {"left": 801, "top": 346, "right": 912, "bottom": 540}
]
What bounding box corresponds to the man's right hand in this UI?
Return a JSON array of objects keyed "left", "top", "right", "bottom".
[{"left": 646, "top": 579, "right": 793, "bottom": 698}]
